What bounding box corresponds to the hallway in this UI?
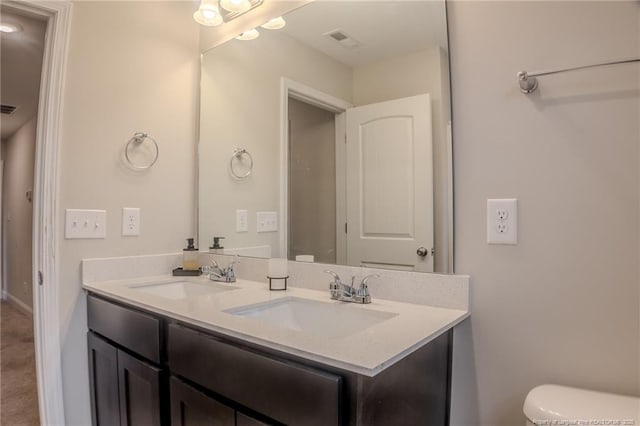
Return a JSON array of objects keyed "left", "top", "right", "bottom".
[{"left": 1, "top": 302, "right": 39, "bottom": 425}]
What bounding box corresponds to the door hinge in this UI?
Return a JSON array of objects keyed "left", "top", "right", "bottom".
[
  {"left": 344, "top": 134, "right": 347, "bottom": 144},
  {"left": 345, "top": 222, "right": 348, "bottom": 233},
  {"left": 38, "top": 271, "right": 43, "bottom": 286}
]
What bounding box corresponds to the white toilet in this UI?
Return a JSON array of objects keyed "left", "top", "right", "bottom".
[{"left": 524, "top": 384, "right": 640, "bottom": 425}]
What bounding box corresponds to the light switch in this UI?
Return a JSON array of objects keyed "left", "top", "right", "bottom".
[
  {"left": 236, "top": 209, "right": 248, "bottom": 232},
  {"left": 65, "top": 209, "right": 107, "bottom": 239},
  {"left": 257, "top": 211, "right": 278, "bottom": 233}
]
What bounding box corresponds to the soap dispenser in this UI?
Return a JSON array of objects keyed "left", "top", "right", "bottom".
[
  {"left": 209, "top": 236, "right": 225, "bottom": 254},
  {"left": 183, "top": 238, "right": 199, "bottom": 271}
]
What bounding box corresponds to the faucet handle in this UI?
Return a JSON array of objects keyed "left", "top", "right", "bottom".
[
  {"left": 360, "top": 274, "right": 380, "bottom": 288},
  {"left": 356, "top": 274, "right": 378, "bottom": 304},
  {"left": 324, "top": 270, "right": 341, "bottom": 283},
  {"left": 201, "top": 258, "right": 219, "bottom": 274},
  {"left": 228, "top": 255, "right": 239, "bottom": 269}
]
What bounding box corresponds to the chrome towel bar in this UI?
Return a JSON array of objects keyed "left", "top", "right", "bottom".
[{"left": 518, "top": 57, "right": 640, "bottom": 94}]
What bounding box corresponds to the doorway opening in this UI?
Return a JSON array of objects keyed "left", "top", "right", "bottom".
[
  {"left": 0, "top": 1, "right": 71, "bottom": 424},
  {"left": 1, "top": 6, "right": 47, "bottom": 425}
]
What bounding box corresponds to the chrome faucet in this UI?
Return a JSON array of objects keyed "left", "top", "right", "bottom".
[
  {"left": 206, "top": 256, "right": 239, "bottom": 283},
  {"left": 324, "top": 270, "right": 379, "bottom": 304}
]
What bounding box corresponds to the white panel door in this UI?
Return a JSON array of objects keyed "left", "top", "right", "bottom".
[{"left": 346, "top": 94, "right": 433, "bottom": 272}]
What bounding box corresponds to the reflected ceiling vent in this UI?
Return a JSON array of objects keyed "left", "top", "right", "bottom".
[
  {"left": 324, "top": 29, "right": 361, "bottom": 49},
  {"left": 0, "top": 104, "right": 17, "bottom": 115}
]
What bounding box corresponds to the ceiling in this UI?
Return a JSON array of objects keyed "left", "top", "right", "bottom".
[
  {"left": 280, "top": 1, "right": 448, "bottom": 68},
  {"left": 0, "top": 7, "right": 47, "bottom": 140}
]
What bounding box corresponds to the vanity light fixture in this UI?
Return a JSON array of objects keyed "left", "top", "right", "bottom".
[
  {"left": 261, "top": 16, "right": 286, "bottom": 30},
  {"left": 220, "top": 0, "right": 251, "bottom": 13},
  {"left": 193, "top": 0, "right": 223, "bottom": 26},
  {"left": 193, "top": 0, "right": 263, "bottom": 27},
  {"left": 0, "top": 23, "right": 22, "bottom": 33},
  {"left": 236, "top": 28, "right": 259, "bottom": 41}
]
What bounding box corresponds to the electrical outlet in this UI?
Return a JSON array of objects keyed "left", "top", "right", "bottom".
[
  {"left": 487, "top": 199, "right": 517, "bottom": 244},
  {"left": 122, "top": 207, "right": 141, "bottom": 236},
  {"left": 236, "top": 209, "right": 248, "bottom": 232},
  {"left": 65, "top": 209, "right": 107, "bottom": 239}
]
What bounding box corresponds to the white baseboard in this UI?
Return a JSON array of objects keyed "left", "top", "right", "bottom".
[{"left": 5, "top": 292, "right": 33, "bottom": 316}]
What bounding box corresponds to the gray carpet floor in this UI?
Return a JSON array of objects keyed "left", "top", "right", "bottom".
[{"left": 1, "top": 301, "right": 40, "bottom": 425}]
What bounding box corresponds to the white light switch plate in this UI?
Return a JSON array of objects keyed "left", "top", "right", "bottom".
[
  {"left": 122, "top": 207, "right": 141, "bottom": 236},
  {"left": 236, "top": 209, "right": 248, "bottom": 232},
  {"left": 487, "top": 198, "right": 517, "bottom": 244},
  {"left": 65, "top": 209, "right": 107, "bottom": 239},
  {"left": 257, "top": 211, "right": 278, "bottom": 233}
]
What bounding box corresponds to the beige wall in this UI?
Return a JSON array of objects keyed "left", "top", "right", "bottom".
[
  {"left": 2, "top": 116, "right": 36, "bottom": 312},
  {"left": 449, "top": 1, "right": 640, "bottom": 425},
  {"left": 199, "top": 29, "right": 352, "bottom": 254},
  {"left": 58, "top": 2, "right": 200, "bottom": 424},
  {"left": 353, "top": 47, "right": 451, "bottom": 272}
]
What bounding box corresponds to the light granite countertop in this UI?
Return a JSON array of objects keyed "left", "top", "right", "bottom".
[{"left": 83, "top": 275, "right": 468, "bottom": 377}]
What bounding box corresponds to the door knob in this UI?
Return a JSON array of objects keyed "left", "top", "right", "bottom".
[{"left": 416, "top": 247, "right": 428, "bottom": 257}]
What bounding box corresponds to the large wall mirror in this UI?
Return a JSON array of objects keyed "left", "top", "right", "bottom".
[{"left": 198, "top": 0, "right": 453, "bottom": 273}]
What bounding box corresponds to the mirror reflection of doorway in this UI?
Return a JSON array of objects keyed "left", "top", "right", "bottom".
[
  {"left": 287, "top": 93, "right": 434, "bottom": 272},
  {"left": 288, "top": 98, "right": 338, "bottom": 264}
]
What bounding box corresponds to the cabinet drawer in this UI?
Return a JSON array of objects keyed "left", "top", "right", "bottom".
[
  {"left": 168, "top": 324, "right": 342, "bottom": 426},
  {"left": 88, "top": 294, "right": 161, "bottom": 363}
]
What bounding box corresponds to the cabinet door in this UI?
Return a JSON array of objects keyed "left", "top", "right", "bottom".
[
  {"left": 88, "top": 332, "right": 120, "bottom": 426},
  {"left": 236, "top": 413, "right": 269, "bottom": 426},
  {"left": 118, "top": 350, "right": 163, "bottom": 426},
  {"left": 170, "top": 377, "right": 235, "bottom": 426}
]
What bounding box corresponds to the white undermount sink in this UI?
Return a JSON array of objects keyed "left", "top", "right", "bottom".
[
  {"left": 225, "top": 297, "right": 398, "bottom": 338},
  {"left": 129, "top": 281, "right": 236, "bottom": 300}
]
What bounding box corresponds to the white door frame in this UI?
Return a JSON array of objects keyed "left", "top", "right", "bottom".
[
  {"left": 279, "top": 78, "right": 353, "bottom": 259},
  {"left": 0, "top": 159, "right": 4, "bottom": 300},
  {"left": 4, "top": 1, "right": 72, "bottom": 424}
]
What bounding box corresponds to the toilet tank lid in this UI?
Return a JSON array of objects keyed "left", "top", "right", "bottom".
[{"left": 523, "top": 384, "right": 640, "bottom": 423}]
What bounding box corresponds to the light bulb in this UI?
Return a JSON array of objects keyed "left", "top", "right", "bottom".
[
  {"left": 220, "top": 0, "right": 251, "bottom": 13},
  {"left": 235, "top": 28, "right": 260, "bottom": 41},
  {"left": 261, "top": 16, "right": 286, "bottom": 30},
  {"left": 0, "top": 23, "right": 22, "bottom": 33},
  {"left": 193, "top": 0, "right": 223, "bottom": 26}
]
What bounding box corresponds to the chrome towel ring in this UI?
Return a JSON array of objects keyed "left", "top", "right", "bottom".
[
  {"left": 125, "top": 132, "right": 159, "bottom": 170},
  {"left": 230, "top": 148, "right": 253, "bottom": 179}
]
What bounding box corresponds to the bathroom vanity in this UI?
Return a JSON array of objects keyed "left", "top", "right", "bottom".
[{"left": 83, "top": 271, "right": 468, "bottom": 426}]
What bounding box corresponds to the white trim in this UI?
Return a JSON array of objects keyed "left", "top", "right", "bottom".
[
  {"left": 446, "top": 120, "right": 453, "bottom": 272},
  {"left": 4, "top": 1, "right": 72, "bottom": 425},
  {"left": 279, "top": 78, "right": 353, "bottom": 258},
  {"left": 334, "top": 113, "right": 347, "bottom": 265},
  {"left": 5, "top": 292, "right": 34, "bottom": 316},
  {"left": 0, "top": 159, "right": 4, "bottom": 301}
]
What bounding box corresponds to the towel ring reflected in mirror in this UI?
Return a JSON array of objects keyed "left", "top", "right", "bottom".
[
  {"left": 124, "top": 132, "right": 159, "bottom": 170},
  {"left": 230, "top": 148, "right": 253, "bottom": 180}
]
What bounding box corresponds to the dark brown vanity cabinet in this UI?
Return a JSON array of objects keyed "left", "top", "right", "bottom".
[
  {"left": 87, "top": 293, "right": 452, "bottom": 426},
  {"left": 87, "top": 295, "right": 166, "bottom": 426},
  {"left": 170, "top": 377, "right": 236, "bottom": 426}
]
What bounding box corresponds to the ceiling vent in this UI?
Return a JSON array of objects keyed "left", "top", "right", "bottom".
[
  {"left": 324, "top": 29, "right": 361, "bottom": 49},
  {"left": 0, "top": 104, "right": 17, "bottom": 115}
]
